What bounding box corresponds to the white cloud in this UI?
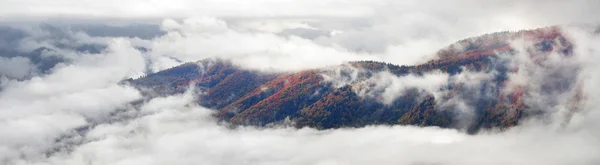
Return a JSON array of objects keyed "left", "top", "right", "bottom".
[
  {"left": 352, "top": 71, "right": 450, "bottom": 105},
  {"left": 21, "top": 88, "right": 599, "bottom": 165},
  {"left": 0, "top": 24, "right": 599, "bottom": 165},
  {"left": 5, "top": 0, "right": 600, "bottom": 71},
  {"left": 0, "top": 56, "right": 37, "bottom": 79},
  {"left": 146, "top": 17, "right": 379, "bottom": 72},
  {"left": 0, "top": 1, "right": 600, "bottom": 165},
  {"left": 0, "top": 0, "right": 378, "bottom": 19},
  {"left": 0, "top": 39, "right": 146, "bottom": 163}
]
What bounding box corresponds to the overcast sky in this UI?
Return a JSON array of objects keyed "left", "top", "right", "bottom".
[
  {"left": 1, "top": 0, "right": 600, "bottom": 165},
  {"left": 2, "top": 0, "right": 600, "bottom": 71}
]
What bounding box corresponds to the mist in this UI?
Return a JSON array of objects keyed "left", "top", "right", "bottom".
[{"left": 1, "top": 0, "right": 600, "bottom": 165}]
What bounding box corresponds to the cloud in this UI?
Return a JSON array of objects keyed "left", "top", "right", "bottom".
[
  {"left": 145, "top": 17, "right": 379, "bottom": 72},
  {"left": 0, "top": 23, "right": 165, "bottom": 80},
  {"left": 7, "top": 33, "right": 599, "bottom": 164},
  {"left": 0, "top": 1, "right": 600, "bottom": 165},
  {"left": 2, "top": 0, "right": 599, "bottom": 26},
  {"left": 5, "top": 0, "right": 600, "bottom": 71},
  {"left": 560, "top": 25, "right": 600, "bottom": 129},
  {"left": 19, "top": 87, "right": 599, "bottom": 165},
  {"left": 0, "top": 24, "right": 599, "bottom": 165},
  {"left": 0, "top": 39, "right": 146, "bottom": 163},
  {"left": 0, "top": 0, "right": 378, "bottom": 20},
  {"left": 0, "top": 56, "right": 37, "bottom": 79}
]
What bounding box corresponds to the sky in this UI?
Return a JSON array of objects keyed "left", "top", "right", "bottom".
[{"left": 0, "top": 0, "right": 600, "bottom": 165}]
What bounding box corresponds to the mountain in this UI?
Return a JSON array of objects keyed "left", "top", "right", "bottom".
[{"left": 129, "top": 26, "right": 579, "bottom": 133}]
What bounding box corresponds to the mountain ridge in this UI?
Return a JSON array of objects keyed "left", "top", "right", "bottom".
[{"left": 129, "top": 26, "right": 579, "bottom": 133}]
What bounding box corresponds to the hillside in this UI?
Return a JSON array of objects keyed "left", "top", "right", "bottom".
[{"left": 130, "top": 26, "right": 578, "bottom": 133}]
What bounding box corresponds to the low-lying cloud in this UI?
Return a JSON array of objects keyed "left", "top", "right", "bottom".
[
  {"left": 2, "top": 26, "right": 600, "bottom": 164},
  {"left": 0, "top": 0, "right": 600, "bottom": 164},
  {"left": 11, "top": 83, "right": 599, "bottom": 165}
]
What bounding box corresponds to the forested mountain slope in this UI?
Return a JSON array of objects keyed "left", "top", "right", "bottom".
[{"left": 130, "top": 27, "right": 579, "bottom": 133}]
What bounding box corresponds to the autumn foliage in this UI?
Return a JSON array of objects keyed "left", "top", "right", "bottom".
[{"left": 130, "top": 26, "right": 577, "bottom": 132}]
